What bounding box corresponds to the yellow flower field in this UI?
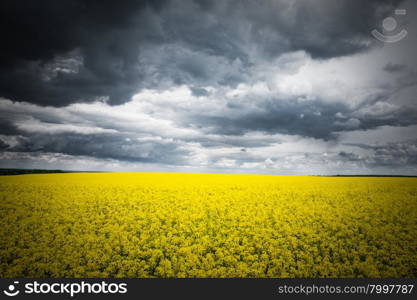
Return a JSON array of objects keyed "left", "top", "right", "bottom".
[{"left": 0, "top": 173, "right": 416, "bottom": 278}]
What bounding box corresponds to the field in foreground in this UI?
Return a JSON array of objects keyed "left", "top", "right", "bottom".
[{"left": 0, "top": 173, "right": 416, "bottom": 278}]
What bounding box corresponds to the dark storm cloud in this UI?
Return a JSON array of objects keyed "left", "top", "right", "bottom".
[
  {"left": 181, "top": 94, "right": 417, "bottom": 140},
  {"left": 190, "top": 87, "right": 210, "bottom": 97},
  {"left": 358, "top": 107, "right": 417, "bottom": 129},
  {"left": 0, "top": 0, "right": 167, "bottom": 106},
  {"left": 0, "top": 0, "right": 403, "bottom": 107},
  {"left": 226, "top": 0, "right": 403, "bottom": 59},
  {"left": 187, "top": 99, "right": 348, "bottom": 139},
  {"left": 338, "top": 151, "right": 361, "bottom": 162},
  {"left": 7, "top": 131, "right": 190, "bottom": 165},
  {"left": 384, "top": 63, "right": 407, "bottom": 73},
  {"left": 0, "top": 140, "right": 9, "bottom": 151},
  {"left": 339, "top": 140, "right": 417, "bottom": 168},
  {"left": 372, "top": 141, "right": 417, "bottom": 166},
  {"left": 0, "top": 118, "right": 20, "bottom": 136},
  {"left": 191, "top": 136, "right": 277, "bottom": 149}
]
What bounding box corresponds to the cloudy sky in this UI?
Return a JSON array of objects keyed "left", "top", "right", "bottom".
[{"left": 0, "top": 0, "right": 416, "bottom": 175}]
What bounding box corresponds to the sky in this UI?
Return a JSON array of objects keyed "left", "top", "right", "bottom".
[{"left": 0, "top": 0, "right": 416, "bottom": 175}]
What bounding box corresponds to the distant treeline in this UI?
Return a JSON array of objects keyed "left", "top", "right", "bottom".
[
  {"left": 0, "top": 169, "right": 415, "bottom": 177},
  {"left": 0, "top": 169, "right": 67, "bottom": 175},
  {"left": 324, "top": 174, "right": 417, "bottom": 178}
]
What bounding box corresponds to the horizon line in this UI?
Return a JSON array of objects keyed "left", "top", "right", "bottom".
[{"left": 1, "top": 168, "right": 417, "bottom": 177}]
